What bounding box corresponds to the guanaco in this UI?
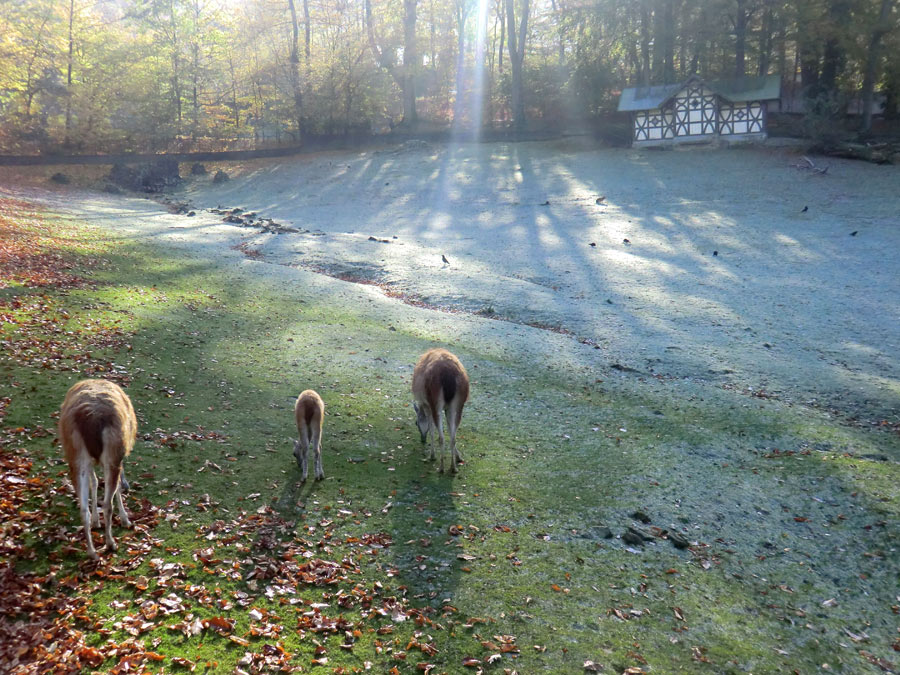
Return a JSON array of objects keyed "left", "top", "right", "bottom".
[
  {"left": 412, "top": 348, "right": 470, "bottom": 473},
  {"left": 294, "top": 390, "right": 324, "bottom": 482},
  {"left": 59, "top": 379, "right": 136, "bottom": 559}
]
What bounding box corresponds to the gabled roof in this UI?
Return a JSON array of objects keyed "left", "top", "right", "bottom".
[{"left": 618, "top": 74, "right": 781, "bottom": 111}]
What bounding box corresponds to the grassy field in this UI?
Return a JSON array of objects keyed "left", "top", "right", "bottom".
[{"left": 1, "top": 194, "right": 898, "bottom": 674}]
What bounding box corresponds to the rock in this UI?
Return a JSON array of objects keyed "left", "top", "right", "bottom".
[
  {"left": 190, "top": 162, "right": 207, "bottom": 175},
  {"left": 213, "top": 170, "right": 229, "bottom": 184},
  {"left": 187, "top": 211, "right": 196, "bottom": 217},
  {"left": 622, "top": 530, "right": 644, "bottom": 546},
  {"left": 593, "top": 526, "right": 613, "bottom": 539},
  {"left": 50, "top": 172, "right": 69, "bottom": 184},
  {"left": 626, "top": 525, "right": 655, "bottom": 542},
  {"left": 102, "top": 183, "right": 122, "bottom": 194},
  {"left": 668, "top": 532, "right": 690, "bottom": 549},
  {"left": 631, "top": 510, "right": 651, "bottom": 524}
]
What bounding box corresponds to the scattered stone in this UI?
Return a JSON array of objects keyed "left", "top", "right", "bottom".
[
  {"left": 50, "top": 172, "right": 69, "bottom": 184},
  {"left": 165, "top": 201, "right": 192, "bottom": 215},
  {"left": 631, "top": 510, "right": 651, "bottom": 524},
  {"left": 621, "top": 530, "right": 644, "bottom": 546},
  {"left": 668, "top": 532, "right": 690, "bottom": 549},
  {"left": 213, "top": 169, "right": 229, "bottom": 184},
  {"left": 368, "top": 236, "right": 391, "bottom": 243},
  {"left": 626, "top": 525, "right": 655, "bottom": 542},
  {"left": 593, "top": 525, "right": 613, "bottom": 539}
]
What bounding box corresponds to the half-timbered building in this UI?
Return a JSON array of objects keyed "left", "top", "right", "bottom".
[{"left": 618, "top": 75, "right": 781, "bottom": 147}]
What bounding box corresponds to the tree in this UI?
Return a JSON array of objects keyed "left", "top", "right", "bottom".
[
  {"left": 505, "top": 0, "right": 529, "bottom": 128},
  {"left": 287, "top": 0, "right": 304, "bottom": 139},
  {"left": 860, "top": 0, "right": 896, "bottom": 133},
  {"left": 365, "top": 0, "right": 419, "bottom": 125}
]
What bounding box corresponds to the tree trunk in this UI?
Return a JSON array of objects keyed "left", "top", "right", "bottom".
[
  {"left": 287, "top": 0, "right": 304, "bottom": 140},
  {"left": 64, "top": 0, "right": 75, "bottom": 147},
  {"left": 169, "top": 0, "right": 182, "bottom": 127},
  {"left": 497, "top": 0, "right": 505, "bottom": 74},
  {"left": 860, "top": 0, "right": 895, "bottom": 133},
  {"left": 650, "top": 0, "right": 674, "bottom": 83},
  {"left": 229, "top": 55, "right": 239, "bottom": 129},
  {"left": 505, "top": 0, "right": 528, "bottom": 129},
  {"left": 454, "top": 0, "right": 469, "bottom": 124},
  {"left": 639, "top": 0, "right": 651, "bottom": 85},
  {"left": 365, "top": 0, "right": 417, "bottom": 126},
  {"left": 679, "top": 0, "right": 689, "bottom": 78},
  {"left": 820, "top": 0, "right": 852, "bottom": 93},
  {"left": 734, "top": 0, "right": 748, "bottom": 79},
  {"left": 757, "top": 0, "right": 772, "bottom": 76},
  {"left": 799, "top": 45, "right": 820, "bottom": 94},
  {"left": 663, "top": 0, "right": 674, "bottom": 83},
  {"left": 651, "top": 0, "right": 663, "bottom": 81},
  {"left": 303, "top": 0, "right": 311, "bottom": 83},
  {"left": 549, "top": 0, "right": 565, "bottom": 70},
  {"left": 402, "top": 0, "right": 418, "bottom": 126}
]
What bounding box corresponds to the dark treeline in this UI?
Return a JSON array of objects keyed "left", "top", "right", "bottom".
[{"left": 1, "top": 0, "right": 897, "bottom": 154}]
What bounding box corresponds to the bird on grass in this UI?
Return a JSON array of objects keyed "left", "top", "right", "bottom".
[
  {"left": 623, "top": 238, "right": 631, "bottom": 245},
  {"left": 589, "top": 242, "right": 597, "bottom": 247},
  {"left": 442, "top": 254, "right": 450, "bottom": 265},
  {"left": 596, "top": 196, "right": 606, "bottom": 205},
  {"left": 801, "top": 205, "right": 808, "bottom": 213},
  {"left": 849, "top": 231, "right": 858, "bottom": 237},
  {"left": 713, "top": 250, "right": 718, "bottom": 256}
]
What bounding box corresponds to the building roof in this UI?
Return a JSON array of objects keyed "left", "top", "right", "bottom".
[{"left": 618, "top": 74, "right": 781, "bottom": 112}]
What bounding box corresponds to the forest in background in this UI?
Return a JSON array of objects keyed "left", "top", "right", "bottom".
[{"left": 1, "top": 0, "right": 898, "bottom": 154}]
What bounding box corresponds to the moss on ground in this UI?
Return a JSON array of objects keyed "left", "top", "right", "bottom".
[{"left": 1, "top": 199, "right": 898, "bottom": 673}]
